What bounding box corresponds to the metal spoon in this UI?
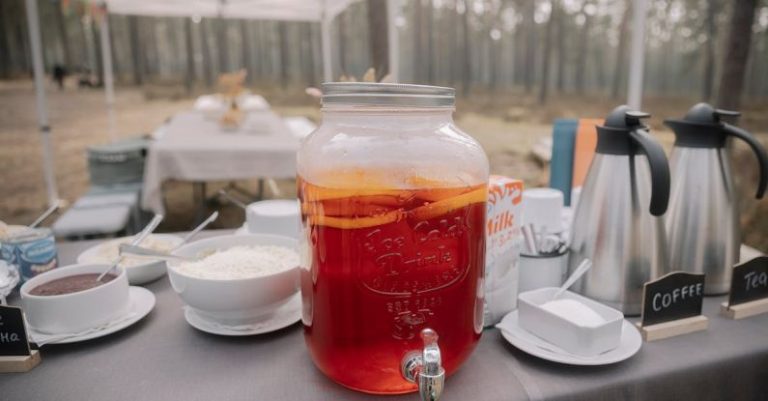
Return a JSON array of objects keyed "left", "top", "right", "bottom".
[
  {"left": 553, "top": 259, "right": 592, "bottom": 300},
  {"left": 218, "top": 189, "right": 248, "bottom": 210},
  {"left": 97, "top": 214, "right": 164, "bottom": 282},
  {"left": 29, "top": 200, "right": 65, "bottom": 228},
  {"left": 177, "top": 211, "right": 219, "bottom": 249}
]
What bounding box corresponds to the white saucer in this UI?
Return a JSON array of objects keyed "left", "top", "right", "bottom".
[
  {"left": 184, "top": 292, "right": 301, "bottom": 336},
  {"left": 28, "top": 286, "right": 156, "bottom": 345},
  {"left": 497, "top": 310, "right": 642, "bottom": 366}
]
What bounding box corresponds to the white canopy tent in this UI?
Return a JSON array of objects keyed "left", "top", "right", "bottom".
[
  {"left": 102, "top": 0, "right": 402, "bottom": 95},
  {"left": 24, "top": 0, "right": 402, "bottom": 205}
]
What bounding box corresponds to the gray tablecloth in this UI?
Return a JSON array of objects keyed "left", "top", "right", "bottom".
[{"left": 2, "top": 231, "right": 767, "bottom": 401}]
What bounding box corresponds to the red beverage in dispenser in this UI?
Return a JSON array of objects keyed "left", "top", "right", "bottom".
[{"left": 299, "top": 177, "right": 486, "bottom": 394}]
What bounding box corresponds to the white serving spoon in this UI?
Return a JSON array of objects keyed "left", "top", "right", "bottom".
[
  {"left": 553, "top": 259, "right": 592, "bottom": 300},
  {"left": 119, "top": 211, "right": 219, "bottom": 261}
]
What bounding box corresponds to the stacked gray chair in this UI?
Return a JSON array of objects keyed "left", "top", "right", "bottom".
[{"left": 53, "top": 137, "right": 150, "bottom": 239}]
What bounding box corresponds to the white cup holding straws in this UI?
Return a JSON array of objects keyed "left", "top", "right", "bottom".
[{"left": 518, "top": 252, "right": 568, "bottom": 293}]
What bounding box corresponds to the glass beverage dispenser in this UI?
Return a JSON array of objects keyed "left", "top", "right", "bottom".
[{"left": 297, "top": 83, "right": 489, "bottom": 398}]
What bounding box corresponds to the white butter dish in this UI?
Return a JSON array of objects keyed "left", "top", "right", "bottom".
[{"left": 518, "top": 287, "right": 623, "bottom": 357}]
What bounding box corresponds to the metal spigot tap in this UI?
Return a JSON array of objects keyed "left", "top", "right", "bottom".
[{"left": 401, "top": 328, "right": 446, "bottom": 401}]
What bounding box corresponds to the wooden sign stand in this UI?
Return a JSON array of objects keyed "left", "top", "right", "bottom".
[
  {"left": 635, "top": 315, "right": 708, "bottom": 342},
  {"left": 721, "top": 298, "right": 768, "bottom": 320},
  {"left": 1, "top": 305, "right": 41, "bottom": 373},
  {"left": 636, "top": 272, "right": 708, "bottom": 342},
  {"left": 721, "top": 257, "right": 768, "bottom": 320},
  {"left": 0, "top": 350, "right": 41, "bottom": 373}
]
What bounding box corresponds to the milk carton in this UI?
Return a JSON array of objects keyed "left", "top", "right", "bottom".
[{"left": 483, "top": 175, "right": 524, "bottom": 327}]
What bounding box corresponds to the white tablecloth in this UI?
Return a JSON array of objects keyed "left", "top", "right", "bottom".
[{"left": 141, "top": 111, "right": 299, "bottom": 213}]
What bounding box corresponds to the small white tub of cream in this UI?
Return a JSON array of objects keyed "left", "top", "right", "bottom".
[{"left": 518, "top": 288, "right": 624, "bottom": 356}]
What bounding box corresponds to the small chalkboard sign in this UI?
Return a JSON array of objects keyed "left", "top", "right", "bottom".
[
  {"left": 636, "top": 272, "right": 709, "bottom": 342},
  {"left": 0, "top": 305, "right": 40, "bottom": 373},
  {"left": 721, "top": 256, "right": 768, "bottom": 320}
]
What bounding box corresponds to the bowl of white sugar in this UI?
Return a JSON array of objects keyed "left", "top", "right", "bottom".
[
  {"left": 517, "top": 287, "right": 624, "bottom": 357},
  {"left": 167, "top": 234, "right": 300, "bottom": 326}
]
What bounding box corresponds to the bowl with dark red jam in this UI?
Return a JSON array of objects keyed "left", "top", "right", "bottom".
[{"left": 21, "top": 263, "right": 130, "bottom": 334}]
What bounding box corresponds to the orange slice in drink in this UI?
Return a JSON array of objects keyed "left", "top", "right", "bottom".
[
  {"left": 409, "top": 187, "right": 487, "bottom": 221},
  {"left": 414, "top": 187, "right": 475, "bottom": 202},
  {"left": 302, "top": 199, "right": 398, "bottom": 217},
  {"left": 309, "top": 209, "right": 404, "bottom": 229},
  {"left": 302, "top": 185, "right": 409, "bottom": 202}
]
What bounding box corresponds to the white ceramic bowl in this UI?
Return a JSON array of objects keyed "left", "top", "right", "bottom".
[
  {"left": 20, "top": 264, "right": 131, "bottom": 334},
  {"left": 77, "top": 234, "right": 184, "bottom": 285},
  {"left": 245, "top": 200, "right": 300, "bottom": 239},
  {"left": 167, "top": 234, "right": 299, "bottom": 325},
  {"left": 518, "top": 287, "right": 623, "bottom": 357}
]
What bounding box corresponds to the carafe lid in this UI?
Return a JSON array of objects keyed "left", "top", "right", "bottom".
[
  {"left": 595, "top": 105, "right": 650, "bottom": 155},
  {"left": 321, "top": 83, "right": 455, "bottom": 108},
  {"left": 663, "top": 103, "right": 741, "bottom": 148},
  {"left": 594, "top": 105, "right": 671, "bottom": 216}
]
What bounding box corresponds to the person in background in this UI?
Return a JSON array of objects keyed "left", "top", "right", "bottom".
[{"left": 52, "top": 64, "right": 66, "bottom": 90}]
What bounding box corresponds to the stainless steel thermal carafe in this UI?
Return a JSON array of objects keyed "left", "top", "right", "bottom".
[
  {"left": 568, "top": 106, "right": 671, "bottom": 316},
  {"left": 664, "top": 103, "right": 768, "bottom": 294}
]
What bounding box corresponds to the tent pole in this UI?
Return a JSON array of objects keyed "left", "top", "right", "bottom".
[
  {"left": 99, "top": 4, "right": 116, "bottom": 142},
  {"left": 321, "top": 13, "right": 333, "bottom": 83},
  {"left": 627, "top": 0, "right": 647, "bottom": 110},
  {"left": 386, "top": 0, "right": 399, "bottom": 82},
  {"left": 24, "top": 0, "right": 59, "bottom": 207}
]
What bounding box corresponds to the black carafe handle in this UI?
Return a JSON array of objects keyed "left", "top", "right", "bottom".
[
  {"left": 629, "top": 128, "right": 671, "bottom": 216},
  {"left": 723, "top": 122, "right": 768, "bottom": 199}
]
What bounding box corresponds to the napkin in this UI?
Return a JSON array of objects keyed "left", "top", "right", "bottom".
[
  {"left": 0, "top": 260, "right": 19, "bottom": 302},
  {"left": 30, "top": 311, "right": 138, "bottom": 346},
  {"left": 185, "top": 305, "right": 298, "bottom": 332},
  {"left": 495, "top": 316, "right": 607, "bottom": 360}
]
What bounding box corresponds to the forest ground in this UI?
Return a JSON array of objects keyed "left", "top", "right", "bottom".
[{"left": 1, "top": 79, "right": 766, "bottom": 251}]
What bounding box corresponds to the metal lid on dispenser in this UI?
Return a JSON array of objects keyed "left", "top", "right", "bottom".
[{"left": 321, "top": 82, "right": 455, "bottom": 108}]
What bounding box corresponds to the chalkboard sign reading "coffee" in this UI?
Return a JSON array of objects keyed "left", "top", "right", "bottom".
[
  {"left": 641, "top": 272, "right": 705, "bottom": 327},
  {"left": 728, "top": 256, "right": 768, "bottom": 306},
  {"left": 0, "top": 305, "right": 31, "bottom": 357},
  {"left": 636, "top": 272, "right": 708, "bottom": 341}
]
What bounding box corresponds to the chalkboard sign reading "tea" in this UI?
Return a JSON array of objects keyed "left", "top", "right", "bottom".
[
  {"left": 0, "top": 305, "right": 40, "bottom": 373},
  {"left": 637, "top": 272, "right": 708, "bottom": 342},
  {"left": 729, "top": 256, "right": 768, "bottom": 306},
  {"left": 722, "top": 256, "right": 768, "bottom": 320}
]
